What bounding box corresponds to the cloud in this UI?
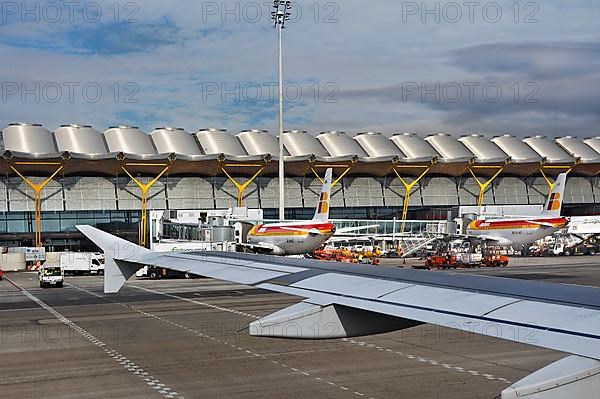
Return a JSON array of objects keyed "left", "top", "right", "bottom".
[
  {"left": 0, "top": 16, "right": 183, "bottom": 55},
  {"left": 64, "top": 17, "right": 182, "bottom": 55},
  {"left": 451, "top": 42, "right": 600, "bottom": 79}
]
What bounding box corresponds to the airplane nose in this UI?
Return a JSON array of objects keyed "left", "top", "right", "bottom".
[{"left": 330, "top": 225, "right": 336, "bottom": 233}]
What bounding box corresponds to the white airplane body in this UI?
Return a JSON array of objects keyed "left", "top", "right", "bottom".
[
  {"left": 243, "top": 169, "right": 335, "bottom": 255},
  {"left": 464, "top": 173, "right": 569, "bottom": 248}
]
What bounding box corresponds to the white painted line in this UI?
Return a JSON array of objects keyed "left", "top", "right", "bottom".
[
  {"left": 69, "top": 282, "right": 374, "bottom": 399},
  {"left": 343, "top": 338, "right": 512, "bottom": 385},
  {"left": 129, "top": 284, "right": 260, "bottom": 319},
  {"left": 8, "top": 278, "right": 183, "bottom": 399}
]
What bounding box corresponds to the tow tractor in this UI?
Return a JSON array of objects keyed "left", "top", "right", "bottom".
[
  {"left": 313, "top": 247, "right": 381, "bottom": 265},
  {"left": 422, "top": 254, "right": 457, "bottom": 269},
  {"left": 482, "top": 254, "right": 509, "bottom": 267},
  {"left": 417, "top": 239, "right": 509, "bottom": 270}
]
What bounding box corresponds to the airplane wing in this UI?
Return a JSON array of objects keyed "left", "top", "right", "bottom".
[
  {"left": 524, "top": 220, "right": 561, "bottom": 228},
  {"left": 278, "top": 226, "right": 326, "bottom": 235},
  {"left": 469, "top": 234, "right": 504, "bottom": 244},
  {"left": 452, "top": 233, "right": 505, "bottom": 245},
  {"left": 327, "top": 235, "right": 373, "bottom": 243},
  {"left": 237, "top": 242, "right": 276, "bottom": 252},
  {"left": 78, "top": 225, "right": 600, "bottom": 399},
  {"left": 326, "top": 235, "right": 401, "bottom": 243}
]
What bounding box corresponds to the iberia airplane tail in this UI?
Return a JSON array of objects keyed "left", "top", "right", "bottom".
[
  {"left": 312, "top": 168, "right": 332, "bottom": 222},
  {"left": 542, "top": 173, "right": 567, "bottom": 217}
]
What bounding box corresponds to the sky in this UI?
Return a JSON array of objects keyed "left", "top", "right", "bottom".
[{"left": 1, "top": 0, "right": 599, "bottom": 138}]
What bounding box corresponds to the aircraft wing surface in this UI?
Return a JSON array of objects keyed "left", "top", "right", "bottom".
[
  {"left": 524, "top": 220, "right": 561, "bottom": 227},
  {"left": 78, "top": 225, "right": 600, "bottom": 399},
  {"left": 236, "top": 241, "right": 277, "bottom": 252}
]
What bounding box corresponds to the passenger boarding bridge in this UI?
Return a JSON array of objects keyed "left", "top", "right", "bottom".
[{"left": 149, "top": 208, "right": 454, "bottom": 254}]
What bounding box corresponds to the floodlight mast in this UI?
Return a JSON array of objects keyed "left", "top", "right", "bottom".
[{"left": 272, "top": 0, "right": 291, "bottom": 221}]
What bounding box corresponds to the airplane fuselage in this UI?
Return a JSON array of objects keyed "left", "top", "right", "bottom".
[
  {"left": 247, "top": 222, "right": 336, "bottom": 255},
  {"left": 466, "top": 217, "right": 568, "bottom": 248}
]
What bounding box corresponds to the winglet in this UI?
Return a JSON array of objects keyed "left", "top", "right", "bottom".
[
  {"left": 76, "top": 225, "right": 149, "bottom": 294},
  {"left": 542, "top": 173, "right": 567, "bottom": 217},
  {"left": 312, "top": 168, "right": 332, "bottom": 222}
]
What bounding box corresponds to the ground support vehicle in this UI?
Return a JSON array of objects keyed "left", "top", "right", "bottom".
[{"left": 39, "top": 265, "right": 64, "bottom": 288}]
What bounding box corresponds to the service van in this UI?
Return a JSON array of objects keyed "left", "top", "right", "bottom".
[{"left": 38, "top": 265, "right": 64, "bottom": 288}]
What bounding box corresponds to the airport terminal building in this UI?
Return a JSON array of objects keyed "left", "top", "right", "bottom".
[{"left": 1, "top": 123, "right": 599, "bottom": 249}]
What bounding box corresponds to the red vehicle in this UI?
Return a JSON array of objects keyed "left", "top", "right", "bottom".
[
  {"left": 313, "top": 249, "right": 358, "bottom": 264},
  {"left": 0, "top": 269, "right": 4, "bottom": 280},
  {"left": 482, "top": 255, "right": 509, "bottom": 267},
  {"left": 423, "top": 254, "right": 457, "bottom": 269}
]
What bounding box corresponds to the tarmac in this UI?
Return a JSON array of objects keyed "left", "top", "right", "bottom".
[{"left": 1, "top": 255, "right": 598, "bottom": 398}]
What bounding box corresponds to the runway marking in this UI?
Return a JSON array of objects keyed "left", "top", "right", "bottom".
[
  {"left": 6, "top": 277, "right": 183, "bottom": 399},
  {"left": 129, "top": 284, "right": 260, "bottom": 319},
  {"left": 69, "top": 282, "right": 374, "bottom": 399},
  {"left": 1, "top": 276, "right": 23, "bottom": 292},
  {"left": 341, "top": 338, "right": 512, "bottom": 384},
  {"left": 104, "top": 281, "right": 517, "bottom": 389},
  {"left": 123, "top": 282, "right": 517, "bottom": 391}
]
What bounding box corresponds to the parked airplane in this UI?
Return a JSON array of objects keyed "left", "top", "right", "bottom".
[
  {"left": 463, "top": 173, "right": 569, "bottom": 248},
  {"left": 242, "top": 168, "right": 335, "bottom": 255},
  {"left": 78, "top": 222, "right": 600, "bottom": 399}
]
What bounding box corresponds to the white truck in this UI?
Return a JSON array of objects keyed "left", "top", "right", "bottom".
[
  {"left": 551, "top": 242, "right": 598, "bottom": 256},
  {"left": 38, "top": 265, "right": 64, "bottom": 288},
  {"left": 59, "top": 252, "right": 105, "bottom": 275}
]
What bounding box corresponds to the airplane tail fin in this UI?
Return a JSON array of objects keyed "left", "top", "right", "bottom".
[
  {"left": 76, "top": 225, "right": 150, "bottom": 294},
  {"left": 312, "top": 168, "right": 332, "bottom": 222},
  {"left": 542, "top": 173, "right": 567, "bottom": 217}
]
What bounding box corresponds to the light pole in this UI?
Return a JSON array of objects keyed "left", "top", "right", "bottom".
[{"left": 272, "top": 0, "right": 291, "bottom": 221}]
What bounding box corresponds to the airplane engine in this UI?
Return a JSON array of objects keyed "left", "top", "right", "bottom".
[
  {"left": 268, "top": 245, "right": 286, "bottom": 256},
  {"left": 249, "top": 301, "right": 420, "bottom": 339}
]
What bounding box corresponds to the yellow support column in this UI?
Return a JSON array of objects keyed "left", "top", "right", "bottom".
[
  {"left": 220, "top": 163, "right": 266, "bottom": 207},
  {"left": 121, "top": 164, "right": 171, "bottom": 247},
  {"left": 392, "top": 165, "right": 431, "bottom": 226},
  {"left": 468, "top": 165, "right": 505, "bottom": 206},
  {"left": 540, "top": 165, "right": 575, "bottom": 192},
  {"left": 10, "top": 163, "right": 64, "bottom": 248},
  {"left": 310, "top": 164, "right": 352, "bottom": 188}
]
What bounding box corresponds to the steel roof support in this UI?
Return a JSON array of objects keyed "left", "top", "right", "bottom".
[
  {"left": 540, "top": 164, "right": 575, "bottom": 191},
  {"left": 121, "top": 164, "right": 170, "bottom": 247},
  {"left": 391, "top": 165, "right": 431, "bottom": 230},
  {"left": 10, "top": 162, "right": 64, "bottom": 248},
  {"left": 310, "top": 164, "right": 352, "bottom": 188},
  {"left": 220, "top": 163, "right": 267, "bottom": 208},
  {"left": 468, "top": 165, "right": 506, "bottom": 206}
]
